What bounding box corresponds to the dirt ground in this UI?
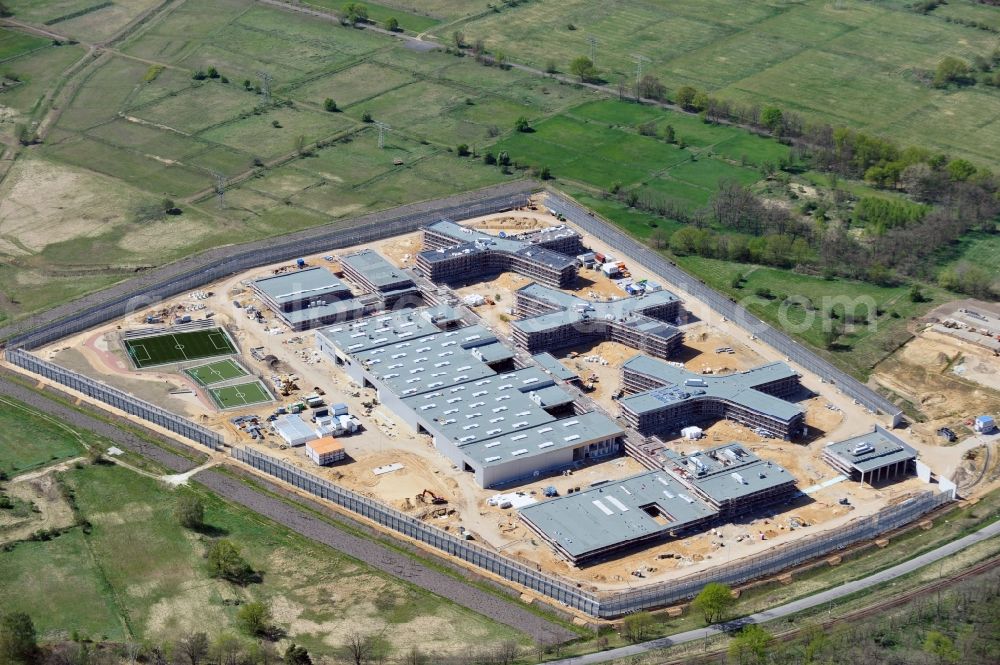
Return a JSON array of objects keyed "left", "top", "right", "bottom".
[
  {"left": 873, "top": 327, "right": 1000, "bottom": 444},
  {"left": 0, "top": 469, "right": 77, "bottom": 545},
  {"left": 25, "top": 199, "right": 978, "bottom": 590}
]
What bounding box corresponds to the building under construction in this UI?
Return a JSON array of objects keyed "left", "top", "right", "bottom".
[
  {"left": 662, "top": 444, "right": 797, "bottom": 516},
  {"left": 415, "top": 220, "right": 579, "bottom": 289},
  {"left": 822, "top": 426, "right": 917, "bottom": 485},
  {"left": 511, "top": 283, "right": 683, "bottom": 358},
  {"left": 250, "top": 266, "right": 367, "bottom": 331},
  {"left": 618, "top": 355, "right": 805, "bottom": 440},
  {"left": 519, "top": 442, "right": 795, "bottom": 564},
  {"left": 340, "top": 249, "right": 420, "bottom": 307}
]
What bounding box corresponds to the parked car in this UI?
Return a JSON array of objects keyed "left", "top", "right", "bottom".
[{"left": 937, "top": 427, "right": 957, "bottom": 442}]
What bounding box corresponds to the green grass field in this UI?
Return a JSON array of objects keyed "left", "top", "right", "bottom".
[
  {"left": 450, "top": 0, "right": 1000, "bottom": 170},
  {"left": 208, "top": 380, "right": 272, "bottom": 409},
  {"left": 0, "top": 27, "right": 49, "bottom": 61},
  {"left": 0, "top": 460, "right": 526, "bottom": 653},
  {"left": 183, "top": 359, "right": 249, "bottom": 386},
  {"left": 0, "top": 396, "right": 86, "bottom": 477},
  {"left": 302, "top": 0, "right": 441, "bottom": 33},
  {"left": 124, "top": 328, "right": 237, "bottom": 369}
]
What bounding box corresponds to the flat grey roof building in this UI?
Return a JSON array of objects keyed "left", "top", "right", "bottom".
[
  {"left": 252, "top": 267, "right": 351, "bottom": 311},
  {"left": 416, "top": 220, "right": 580, "bottom": 289},
  {"left": 662, "top": 444, "right": 797, "bottom": 514},
  {"left": 532, "top": 352, "right": 579, "bottom": 382},
  {"left": 619, "top": 355, "right": 805, "bottom": 440},
  {"left": 340, "top": 249, "right": 419, "bottom": 306},
  {"left": 512, "top": 283, "right": 683, "bottom": 359},
  {"left": 519, "top": 470, "right": 717, "bottom": 563},
  {"left": 315, "top": 305, "right": 625, "bottom": 488},
  {"left": 823, "top": 425, "right": 917, "bottom": 484}
]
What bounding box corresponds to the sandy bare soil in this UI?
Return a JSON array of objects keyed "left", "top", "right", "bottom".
[
  {"left": 0, "top": 156, "right": 150, "bottom": 254},
  {"left": 0, "top": 469, "right": 77, "bottom": 545},
  {"left": 873, "top": 327, "right": 1000, "bottom": 444}
]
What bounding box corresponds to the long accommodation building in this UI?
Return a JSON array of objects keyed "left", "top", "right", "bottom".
[
  {"left": 416, "top": 220, "right": 579, "bottom": 289},
  {"left": 619, "top": 355, "right": 805, "bottom": 440},
  {"left": 519, "top": 470, "right": 716, "bottom": 564},
  {"left": 315, "top": 305, "right": 625, "bottom": 487},
  {"left": 511, "top": 283, "right": 683, "bottom": 358}
]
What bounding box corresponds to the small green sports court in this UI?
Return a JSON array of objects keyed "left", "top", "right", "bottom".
[
  {"left": 184, "top": 359, "right": 249, "bottom": 386},
  {"left": 208, "top": 380, "right": 273, "bottom": 410},
  {"left": 123, "top": 328, "right": 237, "bottom": 369}
]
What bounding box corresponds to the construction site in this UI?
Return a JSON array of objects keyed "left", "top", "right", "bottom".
[{"left": 30, "top": 199, "right": 960, "bottom": 587}]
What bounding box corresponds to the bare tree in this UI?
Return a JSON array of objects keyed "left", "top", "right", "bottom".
[
  {"left": 175, "top": 633, "right": 209, "bottom": 665},
  {"left": 341, "top": 632, "right": 388, "bottom": 665}
]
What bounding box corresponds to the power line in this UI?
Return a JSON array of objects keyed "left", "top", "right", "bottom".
[
  {"left": 373, "top": 120, "right": 391, "bottom": 149},
  {"left": 586, "top": 35, "right": 598, "bottom": 64},
  {"left": 631, "top": 53, "right": 650, "bottom": 98},
  {"left": 213, "top": 172, "right": 226, "bottom": 208},
  {"left": 256, "top": 70, "right": 272, "bottom": 103}
]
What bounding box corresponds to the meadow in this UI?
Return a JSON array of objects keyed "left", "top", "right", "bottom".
[
  {"left": 0, "top": 0, "right": 990, "bottom": 382},
  {"left": 0, "top": 460, "right": 526, "bottom": 654},
  {"left": 576, "top": 192, "right": 948, "bottom": 379},
  {"left": 450, "top": 0, "right": 1000, "bottom": 169},
  {"left": 0, "top": 397, "right": 86, "bottom": 477}
]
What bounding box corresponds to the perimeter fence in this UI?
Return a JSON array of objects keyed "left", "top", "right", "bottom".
[
  {"left": 6, "top": 348, "right": 223, "bottom": 450},
  {"left": 2, "top": 183, "right": 534, "bottom": 349},
  {"left": 543, "top": 191, "right": 904, "bottom": 424},
  {"left": 234, "top": 446, "right": 950, "bottom": 617}
]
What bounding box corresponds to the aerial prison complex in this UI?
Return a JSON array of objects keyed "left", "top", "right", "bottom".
[{"left": 244, "top": 221, "right": 920, "bottom": 564}]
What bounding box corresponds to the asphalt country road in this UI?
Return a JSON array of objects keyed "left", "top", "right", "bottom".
[
  {"left": 548, "top": 519, "right": 1000, "bottom": 665},
  {"left": 0, "top": 375, "right": 574, "bottom": 644}
]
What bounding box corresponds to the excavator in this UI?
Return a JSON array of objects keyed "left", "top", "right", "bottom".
[{"left": 416, "top": 489, "right": 447, "bottom": 505}]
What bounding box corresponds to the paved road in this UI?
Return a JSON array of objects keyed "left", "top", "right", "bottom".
[
  {"left": 0, "top": 374, "right": 574, "bottom": 644},
  {"left": 549, "top": 519, "right": 1000, "bottom": 664}
]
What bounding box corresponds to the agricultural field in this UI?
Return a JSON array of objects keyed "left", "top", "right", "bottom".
[
  {"left": 0, "top": 461, "right": 526, "bottom": 654},
  {"left": 450, "top": 0, "right": 1000, "bottom": 169},
  {"left": 0, "top": 0, "right": 993, "bottom": 381},
  {"left": 124, "top": 328, "right": 237, "bottom": 369},
  {"left": 0, "top": 397, "right": 86, "bottom": 477}
]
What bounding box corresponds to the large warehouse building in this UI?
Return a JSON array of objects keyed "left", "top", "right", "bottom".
[
  {"left": 315, "top": 306, "right": 625, "bottom": 487},
  {"left": 415, "top": 220, "right": 580, "bottom": 289},
  {"left": 618, "top": 356, "right": 805, "bottom": 440},
  {"left": 511, "top": 283, "right": 684, "bottom": 358}
]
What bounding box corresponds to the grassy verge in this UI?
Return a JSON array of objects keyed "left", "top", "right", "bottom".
[
  {"left": 0, "top": 394, "right": 88, "bottom": 476},
  {"left": 0, "top": 461, "right": 529, "bottom": 655}
]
